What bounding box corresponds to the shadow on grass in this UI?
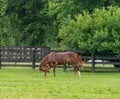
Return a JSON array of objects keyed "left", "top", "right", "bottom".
[
  {"left": 83, "top": 69, "right": 120, "bottom": 73},
  {"left": 64, "top": 67, "right": 120, "bottom": 73}
]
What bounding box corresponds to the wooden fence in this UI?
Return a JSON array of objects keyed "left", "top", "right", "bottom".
[
  {"left": 51, "top": 50, "right": 120, "bottom": 71},
  {"left": 0, "top": 46, "right": 50, "bottom": 69},
  {"left": 78, "top": 50, "right": 120, "bottom": 71},
  {"left": 0, "top": 46, "right": 120, "bottom": 71}
]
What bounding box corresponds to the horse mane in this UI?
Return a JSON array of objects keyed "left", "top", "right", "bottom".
[
  {"left": 40, "top": 52, "right": 56, "bottom": 67},
  {"left": 40, "top": 53, "right": 50, "bottom": 67}
]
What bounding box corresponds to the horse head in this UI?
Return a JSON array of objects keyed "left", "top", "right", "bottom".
[
  {"left": 39, "top": 65, "right": 50, "bottom": 73},
  {"left": 39, "top": 54, "right": 51, "bottom": 73}
]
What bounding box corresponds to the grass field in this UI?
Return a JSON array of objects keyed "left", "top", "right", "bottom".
[{"left": 0, "top": 67, "right": 120, "bottom": 99}]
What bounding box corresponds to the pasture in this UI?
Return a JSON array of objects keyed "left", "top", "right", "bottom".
[{"left": 0, "top": 67, "right": 120, "bottom": 99}]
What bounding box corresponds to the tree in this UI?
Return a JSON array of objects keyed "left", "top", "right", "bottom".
[
  {"left": 4, "top": 0, "right": 49, "bottom": 46},
  {"left": 0, "top": 0, "right": 15, "bottom": 46},
  {"left": 47, "top": 0, "right": 120, "bottom": 49},
  {"left": 1, "top": 0, "right": 120, "bottom": 48},
  {"left": 47, "top": 0, "right": 83, "bottom": 49},
  {"left": 58, "top": 6, "right": 120, "bottom": 56}
]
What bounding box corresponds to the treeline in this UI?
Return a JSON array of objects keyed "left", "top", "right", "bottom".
[{"left": 0, "top": 0, "right": 120, "bottom": 55}]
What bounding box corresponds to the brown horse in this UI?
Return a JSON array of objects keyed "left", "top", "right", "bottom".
[{"left": 39, "top": 51, "right": 84, "bottom": 77}]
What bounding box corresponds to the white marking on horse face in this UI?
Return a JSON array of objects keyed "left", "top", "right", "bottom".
[{"left": 77, "top": 71, "right": 81, "bottom": 77}]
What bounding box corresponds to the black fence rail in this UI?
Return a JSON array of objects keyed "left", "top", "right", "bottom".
[
  {"left": 51, "top": 50, "right": 120, "bottom": 71},
  {"left": 0, "top": 46, "right": 120, "bottom": 71},
  {"left": 77, "top": 50, "right": 120, "bottom": 71},
  {"left": 0, "top": 46, "right": 50, "bottom": 69}
]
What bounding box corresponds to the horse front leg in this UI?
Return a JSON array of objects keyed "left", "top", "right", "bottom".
[
  {"left": 49, "top": 63, "right": 56, "bottom": 77},
  {"left": 44, "top": 66, "right": 51, "bottom": 78},
  {"left": 53, "top": 67, "right": 56, "bottom": 77}
]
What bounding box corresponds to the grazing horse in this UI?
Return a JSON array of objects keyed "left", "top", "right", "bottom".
[{"left": 39, "top": 51, "right": 84, "bottom": 77}]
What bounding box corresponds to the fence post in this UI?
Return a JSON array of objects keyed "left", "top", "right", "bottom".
[
  {"left": 32, "top": 49, "right": 36, "bottom": 70},
  {"left": 91, "top": 52, "right": 95, "bottom": 72}
]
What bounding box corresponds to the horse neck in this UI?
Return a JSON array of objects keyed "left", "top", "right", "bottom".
[
  {"left": 40, "top": 52, "right": 54, "bottom": 67},
  {"left": 40, "top": 55, "right": 49, "bottom": 67}
]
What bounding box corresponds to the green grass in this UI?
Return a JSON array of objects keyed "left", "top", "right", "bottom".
[{"left": 0, "top": 67, "right": 120, "bottom": 99}]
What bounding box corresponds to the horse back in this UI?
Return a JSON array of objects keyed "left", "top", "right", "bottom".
[{"left": 48, "top": 52, "right": 71, "bottom": 64}]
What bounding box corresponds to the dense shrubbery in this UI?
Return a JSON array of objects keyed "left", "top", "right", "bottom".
[{"left": 59, "top": 7, "right": 120, "bottom": 56}]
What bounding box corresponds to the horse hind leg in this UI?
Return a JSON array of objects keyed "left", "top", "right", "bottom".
[
  {"left": 64, "top": 64, "right": 67, "bottom": 72},
  {"left": 77, "top": 71, "right": 81, "bottom": 77},
  {"left": 77, "top": 66, "right": 81, "bottom": 77},
  {"left": 72, "top": 63, "right": 77, "bottom": 77},
  {"left": 73, "top": 64, "right": 81, "bottom": 77},
  {"left": 73, "top": 66, "right": 77, "bottom": 77}
]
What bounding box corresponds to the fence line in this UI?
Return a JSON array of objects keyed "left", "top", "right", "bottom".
[
  {"left": 0, "top": 46, "right": 120, "bottom": 71},
  {"left": 0, "top": 46, "right": 50, "bottom": 69}
]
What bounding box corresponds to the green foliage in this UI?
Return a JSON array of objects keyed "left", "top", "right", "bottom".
[
  {"left": 1, "top": 0, "right": 120, "bottom": 51},
  {"left": 59, "top": 6, "right": 120, "bottom": 55},
  {"left": 2, "top": 0, "right": 49, "bottom": 46}
]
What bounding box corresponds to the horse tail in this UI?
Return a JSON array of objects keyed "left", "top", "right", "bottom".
[{"left": 76, "top": 54, "right": 84, "bottom": 67}]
